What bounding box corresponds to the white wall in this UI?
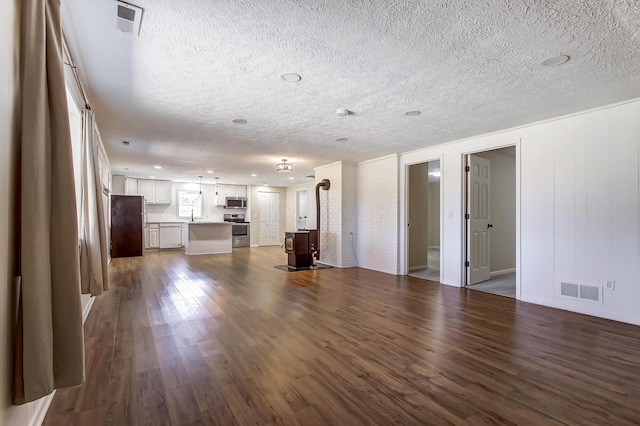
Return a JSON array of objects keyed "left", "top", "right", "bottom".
[
  {"left": 314, "top": 162, "right": 358, "bottom": 268},
  {"left": 111, "top": 175, "right": 125, "bottom": 196},
  {"left": 356, "top": 155, "right": 399, "bottom": 274},
  {"left": 399, "top": 98, "right": 640, "bottom": 325},
  {"left": 285, "top": 181, "right": 316, "bottom": 232},
  {"left": 476, "top": 148, "right": 516, "bottom": 272}
]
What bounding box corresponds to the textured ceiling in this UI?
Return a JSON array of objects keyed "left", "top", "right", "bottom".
[{"left": 61, "top": 0, "right": 640, "bottom": 186}]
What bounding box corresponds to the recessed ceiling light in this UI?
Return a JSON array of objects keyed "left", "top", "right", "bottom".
[
  {"left": 207, "top": 170, "right": 213, "bottom": 173},
  {"left": 335, "top": 137, "right": 348, "bottom": 142},
  {"left": 280, "top": 73, "right": 301, "bottom": 83},
  {"left": 122, "top": 140, "right": 130, "bottom": 145},
  {"left": 404, "top": 110, "right": 421, "bottom": 116},
  {"left": 289, "top": 177, "right": 294, "bottom": 180},
  {"left": 542, "top": 55, "right": 570, "bottom": 67},
  {"left": 251, "top": 174, "right": 257, "bottom": 177},
  {"left": 154, "top": 165, "right": 162, "bottom": 169},
  {"left": 232, "top": 118, "right": 247, "bottom": 124}
]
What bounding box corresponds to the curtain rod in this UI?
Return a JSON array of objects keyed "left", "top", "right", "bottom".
[{"left": 62, "top": 29, "right": 91, "bottom": 111}]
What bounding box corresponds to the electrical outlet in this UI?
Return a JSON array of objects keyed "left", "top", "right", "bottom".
[{"left": 605, "top": 280, "right": 615, "bottom": 290}]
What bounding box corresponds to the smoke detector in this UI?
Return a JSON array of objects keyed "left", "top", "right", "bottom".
[
  {"left": 336, "top": 109, "right": 352, "bottom": 117},
  {"left": 113, "top": 1, "right": 143, "bottom": 35}
]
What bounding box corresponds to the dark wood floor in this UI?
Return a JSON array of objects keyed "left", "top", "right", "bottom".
[{"left": 44, "top": 247, "right": 640, "bottom": 425}]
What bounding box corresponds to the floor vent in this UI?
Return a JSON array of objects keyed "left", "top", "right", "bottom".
[{"left": 560, "top": 282, "right": 602, "bottom": 304}]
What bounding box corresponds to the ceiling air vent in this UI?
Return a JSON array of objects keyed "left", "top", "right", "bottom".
[
  {"left": 559, "top": 282, "right": 602, "bottom": 304},
  {"left": 113, "top": 1, "right": 143, "bottom": 35}
]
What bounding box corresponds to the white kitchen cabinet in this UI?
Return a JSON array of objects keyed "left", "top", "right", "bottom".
[
  {"left": 138, "top": 179, "right": 172, "bottom": 204},
  {"left": 215, "top": 184, "right": 247, "bottom": 205},
  {"left": 223, "top": 185, "right": 236, "bottom": 198},
  {"left": 125, "top": 178, "right": 138, "bottom": 195},
  {"left": 147, "top": 225, "right": 159, "bottom": 248},
  {"left": 138, "top": 179, "right": 155, "bottom": 203},
  {"left": 155, "top": 180, "right": 172, "bottom": 204},
  {"left": 181, "top": 224, "right": 186, "bottom": 247}
]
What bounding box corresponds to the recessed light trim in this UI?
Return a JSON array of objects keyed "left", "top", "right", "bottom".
[
  {"left": 206, "top": 170, "right": 213, "bottom": 173},
  {"left": 289, "top": 177, "right": 294, "bottom": 180},
  {"left": 232, "top": 118, "right": 247, "bottom": 124},
  {"left": 542, "top": 55, "right": 570, "bottom": 67},
  {"left": 335, "top": 137, "right": 348, "bottom": 142},
  {"left": 404, "top": 110, "right": 421, "bottom": 116},
  {"left": 251, "top": 174, "right": 257, "bottom": 177},
  {"left": 280, "top": 72, "right": 301, "bottom": 83},
  {"left": 154, "top": 165, "right": 162, "bottom": 169}
]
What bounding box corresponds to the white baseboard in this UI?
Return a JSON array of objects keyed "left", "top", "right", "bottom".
[
  {"left": 82, "top": 296, "right": 95, "bottom": 324},
  {"left": 250, "top": 244, "right": 259, "bottom": 248},
  {"left": 490, "top": 268, "right": 516, "bottom": 277},
  {"left": 28, "top": 390, "right": 56, "bottom": 426},
  {"left": 520, "top": 295, "right": 640, "bottom": 326}
]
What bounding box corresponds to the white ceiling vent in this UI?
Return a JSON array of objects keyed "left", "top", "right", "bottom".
[
  {"left": 559, "top": 282, "right": 603, "bottom": 304},
  {"left": 113, "top": 1, "right": 143, "bottom": 35}
]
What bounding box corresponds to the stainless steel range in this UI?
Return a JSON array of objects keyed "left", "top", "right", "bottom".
[{"left": 223, "top": 214, "right": 250, "bottom": 247}]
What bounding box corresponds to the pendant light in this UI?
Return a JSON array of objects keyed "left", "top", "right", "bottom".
[
  {"left": 198, "top": 176, "right": 203, "bottom": 195},
  {"left": 276, "top": 159, "right": 293, "bottom": 172}
]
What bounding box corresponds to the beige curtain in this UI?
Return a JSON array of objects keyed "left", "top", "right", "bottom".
[
  {"left": 14, "top": 0, "right": 84, "bottom": 404},
  {"left": 79, "top": 110, "right": 110, "bottom": 295}
]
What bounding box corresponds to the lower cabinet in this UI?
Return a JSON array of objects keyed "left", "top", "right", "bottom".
[{"left": 146, "top": 224, "right": 159, "bottom": 249}]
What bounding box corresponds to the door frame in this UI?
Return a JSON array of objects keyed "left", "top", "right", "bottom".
[
  {"left": 461, "top": 143, "right": 521, "bottom": 299},
  {"left": 403, "top": 156, "right": 444, "bottom": 283}
]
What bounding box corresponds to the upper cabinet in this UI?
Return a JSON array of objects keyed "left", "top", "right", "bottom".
[
  {"left": 215, "top": 184, "right": 247, "bottom": 205},
  {"left": 125, "top": 177, "right": 138, "bottom": 195},
  {"left": 125, "top": 178, "right": 172, "bottom": 204},
  {"left": 155, "top": 180, "right": 172, "bottom": 204}
]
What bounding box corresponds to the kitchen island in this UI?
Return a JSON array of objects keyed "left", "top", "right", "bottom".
[{"left": 184, "top": 222, "right": 233, "bottom": 255}]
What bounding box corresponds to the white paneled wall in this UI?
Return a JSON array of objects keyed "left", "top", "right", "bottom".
[
  {"left": 398, "top": 98, "right": 640, "bottom": 325},
  {"left": 356, "top": 155, "right": 399, "bottom": 274},
  {"left": 314, "top": 162, "right": 357, "bottom": 267}
]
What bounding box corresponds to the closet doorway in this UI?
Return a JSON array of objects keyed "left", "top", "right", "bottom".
[{"left": 407, "top": 160, "right": 441, "bottom": 281}]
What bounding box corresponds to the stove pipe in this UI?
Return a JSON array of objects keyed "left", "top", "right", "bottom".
[{"left": 315, "top": 179, "right": 330, "bottom": 259}]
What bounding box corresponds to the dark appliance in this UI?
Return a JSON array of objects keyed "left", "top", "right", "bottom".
[
  {"left": 284, "top": 229, "right": 318, "bottom": 269},
  {"left": 223, "top": 213, "right": 250, "bottom": 247},
  {"left": 225, "top": 197, "right": 247, "bottom": 209},
  {"left": 111, "top": 195, "right": 144, "bottom": 258}
]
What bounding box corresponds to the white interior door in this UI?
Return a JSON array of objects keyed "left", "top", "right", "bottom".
[
  {"left": 296, "top": 189, "right": 307, "bottom": 230},
  {"left": 259, "top": 192, "right": 280, "bottom": 246},
  {"left": 467, "top": 155, "right": 491, "bottom": 284}
]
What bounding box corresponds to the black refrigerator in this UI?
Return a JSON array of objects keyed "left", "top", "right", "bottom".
[{"left": 111, "top": 195, "right": 144, "bottom": 258}]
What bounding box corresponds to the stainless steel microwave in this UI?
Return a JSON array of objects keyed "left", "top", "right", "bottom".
[{"left": 225, "top": 197, "right": 247, "bottom": 209}]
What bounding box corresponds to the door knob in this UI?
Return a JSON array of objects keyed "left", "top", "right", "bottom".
[{"left": 487, "top": 223, "right": 493, "bottom": 228}]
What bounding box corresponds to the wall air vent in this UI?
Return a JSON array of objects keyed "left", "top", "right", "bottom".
[
  {"left": 113, "top": 1, "right": 144, "bottom": 35},
  {"left": 559, "top": 282, "right": 603, "bottom": 304}
]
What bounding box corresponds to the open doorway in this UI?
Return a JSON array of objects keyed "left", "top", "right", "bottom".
[
  {"left": 407, "top": 160, "right": 441, "bottom": 281},
  {"left": 296, "top": 189, "right": 308, "bottom": 230},
  {"left": 464, "top": 146, "right": 516, "bottom": 297}
]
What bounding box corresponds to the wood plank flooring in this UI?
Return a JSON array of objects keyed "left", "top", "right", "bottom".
[{"left": 44, "top": 247, "right": 640, "bottom": 425}]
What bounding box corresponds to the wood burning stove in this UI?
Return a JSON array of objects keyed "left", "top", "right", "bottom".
[{"left": 284, "top": 229, "right": 318, "bottom": 269}]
